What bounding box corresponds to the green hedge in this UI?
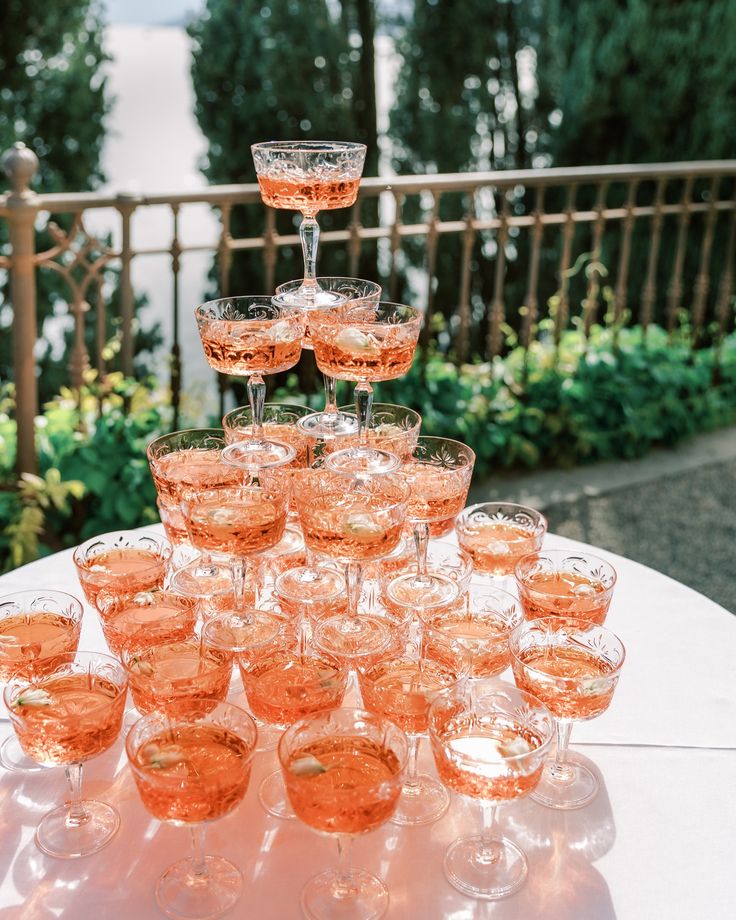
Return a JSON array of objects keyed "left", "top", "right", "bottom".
[
  {"left": 2, "top": 323, "right": 736, "bottom": 571},
  {"left": 0, "top": 373, "right": 168, "bottom": 571},
  {"left": 371, "top": 323, "right": 736, "bottom": 468}
]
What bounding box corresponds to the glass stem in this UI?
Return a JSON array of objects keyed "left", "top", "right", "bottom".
[
  {"left": 189, "top": 824, "right": 209, "bottom": 879},
  {"left": 479, "top": 802, "right": 499, "bottom": 862},
  {"left": 550, "top": 719, "right": 575, "bottom": 782},
  {"left": 231, "top": 557, "right": 248, "bottom": 615},
  {"left": 333, "top": 834, "right": 355, "bottom": 895},
  {"left": 413, "top": 522, "right": 430, "bottom": 578},
  {"left": 323, "top": 374, "right": 339, "bottom": 420},
  {"left": 299, "top": 214, "right": 320, "bottom": 290},
  {"left": 247, "top": 372, "right": 266, "bottom": 440},
  {"left": 354, "top": 381, "right": 373, "bottom": 445},
  {"left": 64, "top": 763, "right": 89, "bottom": 828},
  {"left": 346, "top": 561, "right": 363, "bottom": 619},
  {"left": 249, "top": 557, "right": 262, "bottom": 608},
  {"left": 298, "top": 614, "right": 308, "bottom": 660},
  {"left": 404, "top": 734, "right": 420, "bottom": 790}
]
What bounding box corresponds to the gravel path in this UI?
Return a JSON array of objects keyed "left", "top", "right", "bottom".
[{"left": 542, "top": 459, "right": 736, "bottom": 613}]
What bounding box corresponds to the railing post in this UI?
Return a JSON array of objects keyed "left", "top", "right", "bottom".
[
  {"left": 3, "top": 142, "right": 40, "bottom": 476},
  {"left": 117, "top": 192, "right": 138, "bottom": 378}
]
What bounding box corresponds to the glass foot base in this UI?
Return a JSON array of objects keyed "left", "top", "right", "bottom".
[
  {"left": 387, "top": 572, "right": 459, "bottom": 610},
  {"left": 0, "top": 735, "right": 47, "bottom": 773},
  {"left": 275, "top": 287, "right": 345, "bottom": 309},
  {"left": 314, "top": 615, "right": 392, "bottom": 663},
  {"left": 157, "top": 854, "right": 242, "bottom": 920},
  {"left": 531, "top": 754, "right": 598, "bottom": 810},
  {"left": 169, "top": 560, "right": 234, "bottom": 601},
  {"left": 324, "top": 447, "right": 400, "bottom": 476},
  {"left": 258, "top": 769, "right": 295, "bottom": 820},
  {"left": 36, "top": 800, "right": 120, "bottom": 859},
  {"left": 391, "top": 774, "right": 449, "bottom": 826},
  {"left": 444, "top": 833, "right": 528, "bottom": 900},
  {"left": 222, "top": 437, "right": 296, "bottom": 471},
  {"left": 301, "top": 866, "right": 388, "bottom": 920},
  {"left": 298, "top": 411, "right": 359, "bottom": 439}
]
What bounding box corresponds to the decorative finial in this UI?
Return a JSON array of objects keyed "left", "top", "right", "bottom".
[{"left": 2, "top": 142, "right": 39, "bottom": 195}]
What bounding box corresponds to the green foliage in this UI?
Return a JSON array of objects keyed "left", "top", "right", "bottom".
[
  {"left": 2, "top": 470, "right": 86, "bottom": 571},
  {"left": 535, "top": 0, "right": 736, "bottom": 326},
  {"left": 280, "top": 323, "right": 736, "bottom": 476},
  {"left": 0, "top": 0, "right": 109, "bottom": 190},
  {"left": 387, "top": 0, "right": 736, "bottom": 340},
  {"left": 388, "top": 0, "right": 555, "bottom": 345},
  {"left": 391, "top": 0, "right": 553, "bottom": 174},
  {"left": 189, "top": 0, "right": 367, "bottom": 298},
  {"left": 0, "top": 374, "right": 170, "bottom": 572},
  {"left": 0, "top": 0, "right": 112, "bottom": 400},
  {"left": 541, "top": 0, "right": 736, "bottom": 166},
  {"left": 3, "top": 328, "right": 736, "bottom": 571}
]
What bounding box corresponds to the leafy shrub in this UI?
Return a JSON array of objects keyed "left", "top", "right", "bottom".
[
  {"left": 277, "top": 321, "right": 736, "bottom": 469},
  {"left": 0, "top": 372, "right": 171, "bottom": 571}
]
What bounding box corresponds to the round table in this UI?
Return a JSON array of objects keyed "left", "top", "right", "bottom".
[{"left": 0, "top": 530, "right": 734, "bottom": 919}]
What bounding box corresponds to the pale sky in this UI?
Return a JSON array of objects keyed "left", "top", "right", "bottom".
[{"left": 104, "top": 0, "right": 206, "bottom": 26}]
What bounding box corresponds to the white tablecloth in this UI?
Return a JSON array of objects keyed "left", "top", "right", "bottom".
[{"left": 1, "top": 530, "right": 734, "bottom": 919}]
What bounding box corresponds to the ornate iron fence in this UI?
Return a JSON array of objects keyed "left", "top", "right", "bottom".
[{"left": 1, "top": 141, "right": 735, "bottom": 475}]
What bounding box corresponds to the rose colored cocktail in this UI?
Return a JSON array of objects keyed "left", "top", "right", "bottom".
[
  {"left": 310, "top": 301, "right": 422, "bottom": 475},
  {"left": 147, "top": 428, "right": 240, "bottom": 544},
  {"left": 456, "top": 502, "right": 547, "bottom": 579},
  {"left": 96, "top": 588, "right": 197, "bottom": 657},
  {"left": 358, "top": 637, "right": 466, "bottom": 826},
  {"left": 421, "top": 584, "right": 523, "bottom": 679},
  {"left": 279, "top": 707, "right": 408, "bottom": 919},
  {"left": 5, "top": 651, "right": 127, "bottom": 858},
  {"left": 0, "top": 590, "right": 83, "bottom": 682},
  {"left": 123, "top": 634, "right": 232, "bottom": 717},
  {"left": 510, "top": 616, "right": 625, "bottom": 809},
  {"left": 515, "top": 550, "right": 617, "bottom": 625},
  {"left": 73, "top": 530, "right": 172, "bottom": 609},
  {"left": 127, "top": 701, "right": 257, "bottom": 919},
  {"left": 429, "top": 680, "right": 554, "bottom": 899},
  {"left": 252, "top": 141, "right": 366, "bottom": 309}
]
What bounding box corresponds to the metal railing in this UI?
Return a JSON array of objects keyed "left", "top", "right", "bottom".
[{"left": 1, "top": 141, "right": 735, "bottom": 475}]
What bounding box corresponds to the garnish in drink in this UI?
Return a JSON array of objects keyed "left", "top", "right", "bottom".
[
  {"left": 130, "top": 723, "right": 254, "bottom": 823},
  {"left": 456, "top": 503, "right": 547, "bottom": 577},
  {"left": 509, "top": 616, "right": 625, "bottom": 809},
  {"left": 515, "top": 551, "right": 617, "bottom": 625},
  {"left": 73, "top": 532, "right": 172, "bottom": 609}
]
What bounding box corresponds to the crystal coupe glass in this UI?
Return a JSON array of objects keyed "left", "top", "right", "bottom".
[
  {"left": 515, "top": 551, "right": 617, "bottom": 625},
  {"left": 279, "top": 707, "right": 408, "bottom": 920},
  {"left": 251, "top": 140, "right": 367, "bottom": 307},
  {"left": 510, "top": 616, "right": 625, "bottom": 809},
  {"left": 276, "top": 276, "right": 382, "bottom": 440},
  {"left": 357, "top": 633, "right": 467, "bottom": 826},
  {"left": 195, "top": 295, "right": 305, "bottom": 468},
  {"left": 127, "top": 701, "right": 257, "bottom": 919},
  {"left": 5, "top": 651, "right": 128, "bottom": 858},
  {"left": 429, "top": 680, "right": 554, "bottom": 899},
  {"left": 456, "top": 502, "right": 547, "bottom": 582},
  {"left": 294, "top": 470, "right": 409, "bottom": 660},
  {"left": 309, "top": 301, "right": 421, "bottom": 475},
  {"left": 386, "top": 437, "right": 475, "bottom": 609},
  {"left": 147, "top": 428, "right": 241, "bottom": 547},
  {"left": 0, "top": 589, "right": 83, "bottom": 772}
]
